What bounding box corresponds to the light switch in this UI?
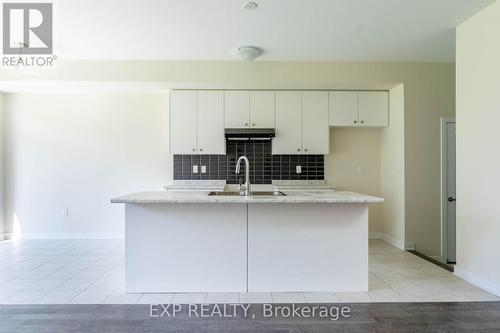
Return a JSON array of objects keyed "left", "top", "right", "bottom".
[
  {"left": 193, "top": 165, "right": 199, "bottom": 173},
  {"left": 296, "top": 165, "right": 302, "bottom": 174},
  {"left": 201, "top": 165, "right": 207, "bottom": 174}
]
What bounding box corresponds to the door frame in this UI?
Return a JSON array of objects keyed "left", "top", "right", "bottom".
[{"left": 440, "top": 117, "right": 455, "bottom": 264}]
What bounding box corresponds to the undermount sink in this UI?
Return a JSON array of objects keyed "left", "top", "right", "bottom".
[{"left": 208, "top": 191, "right": 286, "bottom": 196}]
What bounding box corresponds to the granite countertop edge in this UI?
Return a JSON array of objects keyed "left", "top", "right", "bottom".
[{"left": 111, "top": 190, "right": 384, "bottom": 204}]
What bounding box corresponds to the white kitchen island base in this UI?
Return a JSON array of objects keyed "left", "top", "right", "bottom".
[
  {"left": 122, "top": 199, "right": 370, "bottom": 293},
  {"left": 125, "top": 203, "right": 247, "bottom": 293},
  {"left": 248, "top": 203, "right": 368, "bottom": 292}
]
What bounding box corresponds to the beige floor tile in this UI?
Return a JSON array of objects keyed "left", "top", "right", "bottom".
[
  {"left": 303, "top": 292, "right": 340, "bottom": 303},
  {"left": 239, "top": 292, "right": 272, "bottom": 303},
  {"left": 205, "top": 292, "right": 239, "bottom": 303}
]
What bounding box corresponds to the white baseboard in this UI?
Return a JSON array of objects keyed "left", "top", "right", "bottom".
[
  {"left": 0, "top": 233, "right": 12, "bottom": 241},
  {"left": 405, "top": 241, "right": 416, "bottom": 250},
  {"left": 454, "top": 266, "right": 500, "bottom": 297},
  {"left": 18, "top": 233, "right": 124, "bottom": 239},
  {"left": 369, "top": 232, "right": 382, "bottom": 239},
  {"left": 381, "top": 233, "right": 405, "bottom": 250}
]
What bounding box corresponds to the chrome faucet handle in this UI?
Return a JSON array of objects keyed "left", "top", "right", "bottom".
[{"left": 238, "top": 178, "right": 246, "bottom": 196}]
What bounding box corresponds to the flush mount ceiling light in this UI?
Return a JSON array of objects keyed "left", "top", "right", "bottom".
[
  {"left": 232, "top": 46, "right": 262, "bottom": 61},
  {"left": 243, "top": 1, "right": 258, "bottom": 10}
]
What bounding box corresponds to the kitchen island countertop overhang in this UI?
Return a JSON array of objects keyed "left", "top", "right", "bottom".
[{"left": 111, "top": 190, "right": 384, "bottom": 204}]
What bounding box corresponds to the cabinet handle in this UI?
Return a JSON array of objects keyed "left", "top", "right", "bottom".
[
  {"left": 252, "top": 123, "right": 255, "bottom": 127},
  {"left": 245, "top": 123, "right": 248, "bottom": 127},
  {"left": 361, "top": 120, "right": 364, "bottom": 124},
  {"left": 354, "top": 120, "right": 358, "bottom": 124},
  {"left": 199, "top": 148, "right": 203, "bottom": 152},
  {"left": 304, "top": 149, "right": 308, "bottom": 152},
  {"left": 192, "top": 148, "right": 196, "bottom": 152},
  {"left": 297, "top": 148, "right": 301, "bottom": 152}
]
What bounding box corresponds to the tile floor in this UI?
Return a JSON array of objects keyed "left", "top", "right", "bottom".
[{"left": 0, "top": 239, "right": 498, "bottom": 304}]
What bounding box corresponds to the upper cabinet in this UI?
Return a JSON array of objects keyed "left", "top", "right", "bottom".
[
  {"left": 225, "top": 90, "right": 275, "bottom": 128},
  {"left": 171, "top": 89, "right": 388, "bottom": 156},
  {"left": 197, "top": 91, "right": 225, "bottom": 154},
  {"left": 224, "top": 91, "right": 250, "bottom": 128},
  {"left": 358, "top": 91, "right": 389, "bottom": 127},
  {"left": 250, "top": 91, "right": 275, "bottom": 128},
  {"left": 170, "top": 90, "right": 198, "bottom": 154},
  {"left": 274, "top": 91, "right": 302, "bottom": 154},
  {"left": 273, "top": 91, "right": 329, "bottom": 155},
  {"left": 170, "top": 90, "right": 225, "bottom": 155},
  {"left": 302, "top": 91, "right": 329, "bottom": 154},
  {"left": 329, "top": 91, "right": 388, "bottom": 127},
  {"left": 329, "top": 91, "right": 358, "bottom": 126}
]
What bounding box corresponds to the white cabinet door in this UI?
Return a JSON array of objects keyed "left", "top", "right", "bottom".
[
  {"left": 329, "top": 91, "right": 359, "bottom": 126},
  {"left": 225, "top": 91, "right": 250, "bottom": 128},
  {"left": 358, "top": 91, "right": 389, "bottom": 127},
  {"left": 197, "top": 91, "right": 225, "bottom": 154},
  {"left": 273, "top": 91, "right": 302, "bottom": 154},
  {"left": 302, "top": 91, "right": 329, "bottom": 154},
  {"left": 170, "top": 90, "right": 197, "bottom": 154},
  {"left": 250, "top": 91, "right": 275, "bottom": 128}
]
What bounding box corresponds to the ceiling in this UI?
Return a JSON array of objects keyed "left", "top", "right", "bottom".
[{"left": 33, "top": 0, "right": 500, "bottom": 61}]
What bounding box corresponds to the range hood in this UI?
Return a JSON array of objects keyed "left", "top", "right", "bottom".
[{"left": 225, "top": 128, "right": 275, "bottom": 141}]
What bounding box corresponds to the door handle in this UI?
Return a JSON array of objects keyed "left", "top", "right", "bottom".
[{"left": 448, "top": 197, "right": 456, "bottom": 202}]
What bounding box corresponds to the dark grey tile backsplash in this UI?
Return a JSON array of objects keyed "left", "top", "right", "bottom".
[{"left": 173, "top": 140, "right": 324, "bottom": 184}]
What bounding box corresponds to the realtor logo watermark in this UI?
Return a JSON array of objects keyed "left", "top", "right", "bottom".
[{"left": 2, "top": 2, "right": 56, "bottom": 67}]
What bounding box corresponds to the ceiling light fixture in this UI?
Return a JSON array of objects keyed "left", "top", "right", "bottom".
[
  {"left": 233, "top": 46, "right": 262, "bottom": 61},
  {"left": 243, "top": 1, "right": 258, "bottom": 10}
]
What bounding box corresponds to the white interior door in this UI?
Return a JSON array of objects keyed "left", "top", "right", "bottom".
[
  {"left": 301, "top": 91, "right": 329, "bottom": 154},
  {"left": 273, "top": 91, "right": 302, "bottom": 154},
  {"left": 170, "top": 90, "right": 197, "bottom": 154},
  {"left": 445, "top": 121, "right": 456, "bottom": 263},
  {"left": 197, "top": 91, "right": 225, "bottom": 154}
]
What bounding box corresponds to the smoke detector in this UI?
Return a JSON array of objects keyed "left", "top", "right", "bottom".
[
  {"left": 243, "top": 1, "right": 258, "bottom": 10},
  {"left": 232, "top": 46, "right": 262, "bottom": 61}
]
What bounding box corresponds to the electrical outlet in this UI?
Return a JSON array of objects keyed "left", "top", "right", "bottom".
[
  {"left": 62, "top": 208, "right": 69, "bottom": 218},
  {"left": 296, "top": 165, "right": 302, "bottom": 174},
  {"left": 192, "top": 165, "right": 198, "bottom": 173},
  {"left": 357, "top": 166, "right": 364, "bottom": 176},
  {"left": 201, "top": 165, "right": 207, "bottom": 174}
]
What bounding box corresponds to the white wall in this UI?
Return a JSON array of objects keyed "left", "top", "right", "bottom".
[
  {"left": 455, "top": 0, "right": 500, "bottom": 296},
  {"left": 380, "top": 84, "right": 406, "bottom": 249},
  {"left": 0, "top": 93, "right": 5, "bottom": 238},
  {"left": 4, "top": 93, "right": 170, "bottom": 238}
]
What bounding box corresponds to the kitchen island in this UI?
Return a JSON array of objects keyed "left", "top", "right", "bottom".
[{"left": 111, "top": 189, "right": 383, "bottom": 293}]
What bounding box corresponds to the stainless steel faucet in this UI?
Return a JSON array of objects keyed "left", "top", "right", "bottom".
[{"left": 235, "top": 156, "right": 251, "bottom": 196}]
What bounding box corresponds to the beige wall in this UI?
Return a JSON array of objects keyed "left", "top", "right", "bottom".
[
  {"left": 380, "top": 84, "right": 406, "bottom": 248},
  {"left": 1, "top": 61, "right": 455, "bottom": 251},
  {"left": 326, "top": 128, "right": 382, "bottom": 235},
  {"left": 455, "top": 1, "right": 500, "bottom": 295},
  {"left": 3, "top": 93, "right": 170, "bottom": 238}
]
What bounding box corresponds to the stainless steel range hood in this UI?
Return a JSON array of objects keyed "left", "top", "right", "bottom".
[{"left": 225, "top": 128, "right": 275, "bottom": 141}]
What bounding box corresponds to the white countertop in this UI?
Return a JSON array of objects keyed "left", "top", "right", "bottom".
[{"left": 111, "top": 189, "right": 383, "bottom": 204}]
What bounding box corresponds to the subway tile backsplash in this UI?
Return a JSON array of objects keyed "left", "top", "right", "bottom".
[{"left": 173, "top": 140, "right": 324, "bottom": 184}]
